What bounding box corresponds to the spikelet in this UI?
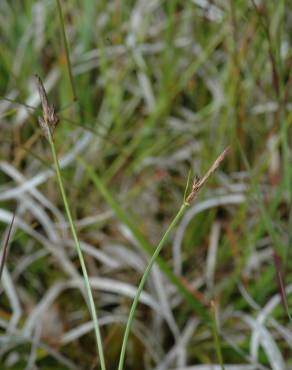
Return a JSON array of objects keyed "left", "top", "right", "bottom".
[{"left": 35, "top": 75, "right": 59, "bottom": 139}]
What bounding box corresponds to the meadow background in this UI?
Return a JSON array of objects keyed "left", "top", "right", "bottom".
[{"left": 0, "top": 0, "right": 291, "bottom": 369}]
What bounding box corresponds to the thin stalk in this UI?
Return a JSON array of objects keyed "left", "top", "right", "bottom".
[
  {"left": 117, "top": 202, "right": 188, "bottom": 370},
  {"left": 55, "top": 0, "right": 77, "bottom": 101},
  {"left": 211, "top": 301, "right": 225, "bottom": 370},
  {"left": 47, "top": 129, "right": 106, "bottom": 370},
  {"left": 0, "top": 210, "right": 16, "bottom": 279}
]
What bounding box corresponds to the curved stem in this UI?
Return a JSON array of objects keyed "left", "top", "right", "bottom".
[{"left": 117, "top": 203, "right": 188, "bottom": 370}]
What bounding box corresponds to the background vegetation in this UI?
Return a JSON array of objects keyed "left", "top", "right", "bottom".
[{"left": 0, "top": 0, "right": 291, "bottom": 369}]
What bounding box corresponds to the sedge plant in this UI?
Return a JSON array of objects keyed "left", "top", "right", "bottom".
[
  {"left": 116, "top": 147, "right": 229, "bottom": 370},
  {"left": 35, "top": 75, "right": 106, "bottom": 370}
]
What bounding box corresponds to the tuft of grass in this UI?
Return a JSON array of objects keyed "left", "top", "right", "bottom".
[{"left": 1, "top": 1, "right": 292, "bottom": 368}]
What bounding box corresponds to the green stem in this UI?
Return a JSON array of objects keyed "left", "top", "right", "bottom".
[
  {"left": 117, "top": 203, "right": 188, "bottom": 370},
  {"left": 56, "top": 0, "right": 77, "bottom": 101},
  {"left": 48, "top": 130, "right": 106, "bottom": 370},
  {"left": 211, "top": 302, "right": 225, "bottom": 370}
]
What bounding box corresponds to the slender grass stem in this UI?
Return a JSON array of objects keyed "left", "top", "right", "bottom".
[
  {"left": 117, "top": 202, "right": 188, "bottom": 370},
  {"left": 55, "top": 0, "right": 77, "bottom": 101},
  {"left": 47, "top": 129, "right": 106, "bottom": 370},
  {"left": 211, "top": 301, "right": 225, "bottom": 370},
  {"left": 116, "top": 148, "right": 228, "bottom": 370},
  {"left": 0, "top": 210, "right": 15, "bottom": 279}
]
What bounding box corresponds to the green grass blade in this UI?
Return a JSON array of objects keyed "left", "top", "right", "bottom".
[
  {"left": 211, "top": 301, "right": 225, "bottom": 370},
  {"left": 0, "top": 210, "right": 15, "bottom": 279},
  {"left": 236, "top": 139, "right": 284, "bottom": 251},
  {"left": 55, "top": 0, "right": 77, "bottom": 101}
]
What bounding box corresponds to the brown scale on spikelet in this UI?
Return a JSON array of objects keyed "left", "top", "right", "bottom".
[{"left": 35, "top": 74, "right": 59, "bottom": 139}]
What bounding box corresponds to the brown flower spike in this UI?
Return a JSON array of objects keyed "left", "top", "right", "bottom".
[
  {"left": 186, "top": 147, "right": 230, "bottom": 204},
  {"left": 35, "top": 75, "right": 59, "bottom": 139}
]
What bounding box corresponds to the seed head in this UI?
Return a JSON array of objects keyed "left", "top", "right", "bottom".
[
  {"left": 185, "top": 147, "right": 230, "bottom": 204},
  {"left": 35, "top": 75, "right": 59, "bottom": 139}
]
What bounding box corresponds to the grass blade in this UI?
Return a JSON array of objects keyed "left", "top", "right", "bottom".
[
  {"left": 236, "top": 139, "right": 291, "bottom": 322},
  {"left": 273, "top": 251, "right": 292, "bottom": 322},
  {"left": 55, "top": 0, "right": 77, "bottom": 101},
  {"left": 211, "top": 300, "right": 225, "bottom": 370},
  {"left": 0, "top": 210, "right": 16, "bottom": 279}
]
